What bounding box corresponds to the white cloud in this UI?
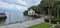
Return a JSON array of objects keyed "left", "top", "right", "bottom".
[
  {"left": 2, "top": 0, "right": 41, "bottom": 6},
  {"left": 22, "top": 0, "right": 41, "bottom": 6},
  {"left": 2, "top": 0, "right": 28, "bottom": 6},
  {"left": 0, "top": 0, "right": 41, "bottom": 11},
  {"left": 0, "top": 0, "right": 28, "bottom": 10}
]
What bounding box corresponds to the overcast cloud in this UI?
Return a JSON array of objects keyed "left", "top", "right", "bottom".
[{"left": 0, "top": 0, "right": 41, "bottom": 11}]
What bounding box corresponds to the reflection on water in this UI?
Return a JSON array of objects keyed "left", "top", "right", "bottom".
[{"left": 5, "top": 12, "right": 30, "bottom": 24}]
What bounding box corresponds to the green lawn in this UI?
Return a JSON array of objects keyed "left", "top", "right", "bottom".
[{"left": 28, "top": 23, "right": 52, "bottom": 28}]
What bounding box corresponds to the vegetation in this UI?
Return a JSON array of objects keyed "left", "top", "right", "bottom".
[
  {"left": 0, "top": 24, "right": 7, "bottom": 26},
  {"left": 55, "top": 24, "right": 60, "bottom": 28},
  {"left": 28, "top": 23, "right": 52, "bottom": 28},
  {"left": 23, "top": 0, "right": 60, "bottom": 23},
  {"left": 44, "top": 17, "right": 60, "bottom": 24},
  {"left": 23, "top": 0, "right": 60, "bottom": 16}
]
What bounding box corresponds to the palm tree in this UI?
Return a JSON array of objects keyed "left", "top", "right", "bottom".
[
  {"left": 47, "top": 0, "right": 54, "bottom": 24},
  {"left": 57, "top": 9, "right": 59, "bottom": 24},
  {"left": 54, "top": 1, "right": 60, "bottom": 24},
  {"left": 47, "top": 2, "right": 50, "bottom": 24}
]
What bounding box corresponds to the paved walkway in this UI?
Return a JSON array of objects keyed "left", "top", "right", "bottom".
[{"left": 0, "top": 16, "right": 47, "bottom": 28}]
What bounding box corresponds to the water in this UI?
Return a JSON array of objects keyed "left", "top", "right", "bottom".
[
  {"left": 0, "top": 9, "right": 31, "bottom": 24},
  {"left": 5, "top": 12, "right": 30, "bottom": 23}
]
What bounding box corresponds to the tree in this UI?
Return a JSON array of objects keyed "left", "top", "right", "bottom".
[
  {"left": 28, "top": 6, "right": 41, "bottom": 14},
  {"left": 23, "top": 0, "right": 60, "bottom": 23}
]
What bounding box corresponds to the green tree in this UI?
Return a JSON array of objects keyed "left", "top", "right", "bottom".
[{"left": 23, "top": 0, "right": 60, "bottom": 23}]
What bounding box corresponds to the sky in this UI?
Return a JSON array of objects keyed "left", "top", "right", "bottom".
[{"left": 0, "top": 0, "right": 41, "bottom": 12}]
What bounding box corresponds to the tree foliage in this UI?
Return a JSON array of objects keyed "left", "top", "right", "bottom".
[{"left": 23, "top": 0, "right": 60, "bottom": 16}]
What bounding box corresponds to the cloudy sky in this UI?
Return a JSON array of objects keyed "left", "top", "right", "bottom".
[{"left": 0, "top": 0, "right": 41, "bottom": 12}]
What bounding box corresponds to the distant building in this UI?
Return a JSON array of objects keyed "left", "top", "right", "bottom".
[{"left": 28, "top": 9, "right": 35, "bottom": 15}]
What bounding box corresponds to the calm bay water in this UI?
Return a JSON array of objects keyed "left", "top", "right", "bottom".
[{"left": 5, "top": 12, "right": 30, "bottom": 23}]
